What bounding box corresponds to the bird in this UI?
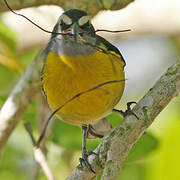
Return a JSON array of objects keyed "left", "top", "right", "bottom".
[{"left": 40, "top": 9, "right": 126, "bottom": 172}]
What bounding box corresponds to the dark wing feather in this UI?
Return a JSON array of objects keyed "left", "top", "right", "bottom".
[{"left": 95, "top": 35, "right": 126, "bottom": 66}]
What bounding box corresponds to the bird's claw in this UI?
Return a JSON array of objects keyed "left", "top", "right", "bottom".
[
  {"left": 113, "top": 101, "right": 139, "bottom": 119},
  {"left": 79, "top": 150, "right": 96, "bottom": 173}
]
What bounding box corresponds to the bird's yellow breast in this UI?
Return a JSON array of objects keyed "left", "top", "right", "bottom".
[{"left": 42, "top": 51, "right": 125, "bottom": 125}]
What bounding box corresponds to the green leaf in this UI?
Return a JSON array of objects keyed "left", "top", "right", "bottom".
[
  {"left": 118, "top": 163, "right": 146, "bottom": 180},
  {"left": 106, "top": 112, "right": 123, "bottom": 127},
  {"left": 51, "top": 119, "right": 82, "bottom": 150},
  {"left": 125, "top": 132, "right": 159, "bottom": 163},
  {"left": 0, "top": 65, "right": 19, "bottom": 96}
]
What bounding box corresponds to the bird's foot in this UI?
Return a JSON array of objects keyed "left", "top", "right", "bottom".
[
  {"left": 113, "top": 101, "right": 139, "bottom": 119},
  {"left": 79, "top": 149, "right": 97, "bottom": 173}
]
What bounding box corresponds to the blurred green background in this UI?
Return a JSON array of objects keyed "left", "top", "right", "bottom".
[{"left": 0, "top": 1, "right": 180, "bottom": 179}]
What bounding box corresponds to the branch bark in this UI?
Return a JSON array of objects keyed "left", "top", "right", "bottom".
[
  {"left": 0, "top": 0, "right": 135, "bottom": 15},
  {"left": 0, "top": 54, "right": 42, "bottom": 151},
  {"left": 66, "top": 61, "right": 180, "bottom": 180}
]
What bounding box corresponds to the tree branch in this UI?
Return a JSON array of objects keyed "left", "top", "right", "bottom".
[
  {"left": 0, "top": 0, "right": 135, "bottom": 15},
  {"left": 66, "top": 61, "right": 180, "bottom": 180},
  {"left": 0, "top": 55, "right": 41, "bottom": 151}
]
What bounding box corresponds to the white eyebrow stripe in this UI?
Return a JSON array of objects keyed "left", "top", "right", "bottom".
[
  {"left": 78, "top": 16, "right": 90, "bottom": 26},
  {"left": 60, "top": 14, "right": 72, "bottom": 25}
]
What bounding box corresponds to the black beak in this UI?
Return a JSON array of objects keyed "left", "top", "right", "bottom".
[{"left": 71, "top": 23, "right": 79, "bottom": 41}]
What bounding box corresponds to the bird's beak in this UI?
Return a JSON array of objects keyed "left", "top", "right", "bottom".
[{"left": 71, "top": 23, "right": 79, "bottom": 41}]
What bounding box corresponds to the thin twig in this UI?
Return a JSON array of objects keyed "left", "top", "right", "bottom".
[
  {"left": 33, "top": 147, "right": 55, "bottom": 180},
  {"left": 30, "top": 93, "right": 53, "bottom": 180},
  {"left": 24, "top": 123, "right": 36, "bottom": 145},
  {"left": 95, "top": 29, "right": 131, "bottom": 33},
  {"left": 24, "top": 122, "right": 55, "bottom": 180}
]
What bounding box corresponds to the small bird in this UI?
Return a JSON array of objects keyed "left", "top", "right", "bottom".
[{"left": 41, "top": 9, "right": 126, "bottom": 172}]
